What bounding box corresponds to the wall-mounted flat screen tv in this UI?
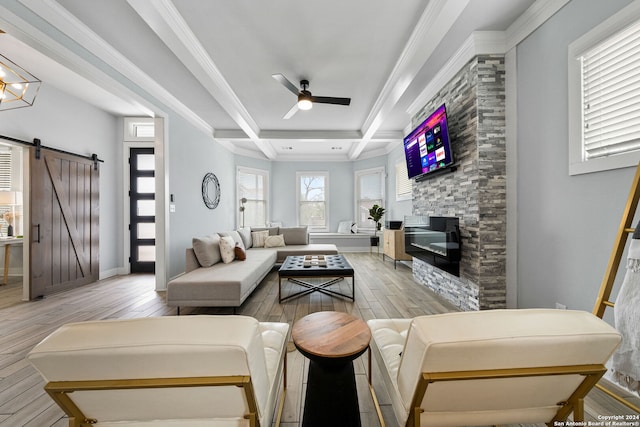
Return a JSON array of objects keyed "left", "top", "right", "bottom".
[{"left": 403, "top": 103, "right": 454, "bottom": 180}]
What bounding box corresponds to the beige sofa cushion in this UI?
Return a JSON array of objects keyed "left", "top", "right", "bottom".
[
  {"left": 191, "top": 234, "right": 221, "bottom": 267},
  {"left": 168, "top": 249, "right": 277, "bottom": 307}
]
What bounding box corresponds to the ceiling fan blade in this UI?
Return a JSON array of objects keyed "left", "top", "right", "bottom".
[
  {"left": 311, "top": 96, "right": 351, "bottom": 106},
  {"left": 283, "top": 103, "right": 299, "bottom": 119},
  {"left": 272, "top": 74, "right": 300, "bottom": 96}
]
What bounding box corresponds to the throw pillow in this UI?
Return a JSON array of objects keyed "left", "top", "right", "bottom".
[
  {"left": 251, "top": 226, "right": 279, "bottom": 236},
  {"left": 237, "top": 227, "right": 252, "bottom": 249},
  {"left": 219, "top": 236, "right": 236, "bottom": 264},
  {"left": 251, "top": 230, "right": 269, "bottom": 247},
  {"left": 234, "top": 242, "right": 246, "bottom": 261},
  {"left": 192, "top": 234, "right": 221, "bottom": 267},
  {"left": 337, "top": 221, "right": 352, "bottom": 234},
  {"left": 219, "top": 230, "right": 245, "bottom": 250},
  {"left": 264, "top": 234, "right": 286, "bottom": 248},
  {"left": 280, "top": 226, "right": 308, "bottom": 245}
]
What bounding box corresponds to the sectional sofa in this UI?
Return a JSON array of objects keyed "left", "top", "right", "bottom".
[{"left": 167, "top": 226, "right": 338, "bottom": 313}]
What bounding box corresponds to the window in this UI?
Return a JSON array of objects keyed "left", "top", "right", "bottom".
[
  {"left": 124, "top": 117, "right": 155, "bottom": 142},
  {"left": 569, "top": 3, "right": 640, "bottom": 175},
  {"left": 396, "top": 161, "right": 412, "bottom": 201},
  {"left": 237, "top": 167, "right": 269, "bottom": 228},
  {"left": 0, "top": 151, "right": 11, "bottom": 189},
  {"left": 297, "top": 172, "right": 328, "bottom": 231},
  {"left": 355, "top": 167, "right": 385, "bottom": 229}
]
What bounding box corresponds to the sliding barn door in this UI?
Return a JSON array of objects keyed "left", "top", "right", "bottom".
[{"left": 29, "top": 147, "right": 99, "bottom": 299}]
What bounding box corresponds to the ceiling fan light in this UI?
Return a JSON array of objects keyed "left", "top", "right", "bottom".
[{"left": 298, "top": 94, "right": 312, "bottom": 110}]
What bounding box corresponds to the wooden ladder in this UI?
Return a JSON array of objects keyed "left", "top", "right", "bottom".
[{"left": 592, "top": 162, "right": 640, "bottom": 412}]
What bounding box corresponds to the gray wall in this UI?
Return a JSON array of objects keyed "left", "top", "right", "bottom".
[
  {"left": 515, "top": 0, "right": 634, "bottom": 316},
  {"left": 268, "top": 156, "right": 388, "bottom": 232},
  {"left": 0, "top": 84, "right": 123, "bottom": 277},
  {"left": 167, "top": 114, "right": 236, "bottom": 278}
]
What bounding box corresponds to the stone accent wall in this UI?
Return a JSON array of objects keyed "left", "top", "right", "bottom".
[{"left": 411, "top": 55, "right": 506, "bottom": 311}]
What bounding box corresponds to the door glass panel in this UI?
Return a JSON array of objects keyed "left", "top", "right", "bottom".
[
  {"left": 137, "top": 177, "right": 155, "bottom": 193},
  {"left": 137, "top": 200, "right": 155, "bottom": 216},
  {"left": 138, "top": 246, "right": 156, "bottom": 262},
  {"left": 137, "top": 223, "right": 155, "bottom": 239},
  {"left": 137, "top": 154, "right": 155, "bottom": 171}
]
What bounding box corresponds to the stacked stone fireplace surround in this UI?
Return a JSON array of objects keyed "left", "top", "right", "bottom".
[{"left": 411, "top": 55, "right": 506, "bottom": 311}]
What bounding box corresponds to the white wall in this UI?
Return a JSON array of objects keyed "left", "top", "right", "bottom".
[
  {"left": 0, "top": 84, "right": 123, "bottom": 277},
  {"left": 515, "top": 0, "right": 634, "bottom": 317}
]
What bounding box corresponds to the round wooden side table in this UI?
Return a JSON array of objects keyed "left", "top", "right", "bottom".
[{"left": 292, "top": 311, "right": 371, "bottom": 427}]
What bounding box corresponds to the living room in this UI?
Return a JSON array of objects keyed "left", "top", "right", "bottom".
[{"left": 1, "top": 0, "right": 640, "bottom": 424}]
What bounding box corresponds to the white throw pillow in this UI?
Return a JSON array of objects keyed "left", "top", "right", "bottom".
[
  {"left": 337, "top": 221, "right": 352, "bottom": 234},
  {"left": 219, "top": 236, "right": 236, "bottom": 264},
  {"left": 264, "top": 234, "right": 286, "bottom": 248},
  {"left": 251, "top": 230, "right": 270, "bottom": 248}
]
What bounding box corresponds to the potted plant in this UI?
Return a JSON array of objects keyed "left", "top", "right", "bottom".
[{"left": 368, "top": 204, "right": 385, "bottom": 246}]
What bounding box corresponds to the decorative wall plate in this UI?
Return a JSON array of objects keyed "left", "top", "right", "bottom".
[{"left": 202, "top": 172, "right": 220, "bottom": 209}]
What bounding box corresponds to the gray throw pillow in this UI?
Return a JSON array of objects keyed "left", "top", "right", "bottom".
[
  {"left": 280, "top": 226, "right": 308, "bottom": 245},
  {"left": 237, "top": 227, "right": 252, "bottom": 248},
  {"left": 192, "top": 234, "right": 221, "bottom": 267}
]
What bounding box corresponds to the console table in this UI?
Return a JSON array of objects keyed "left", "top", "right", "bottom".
[
  {"left": 292, "top": 311, "right": 371, "bottom": 427},
  {"left": 0, "top": 238, "right": 22, "bottom": 285}
]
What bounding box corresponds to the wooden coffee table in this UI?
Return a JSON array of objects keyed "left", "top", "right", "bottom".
[
  {"left": 292, "top": 311, "right": 371, "bottom": 427},
  {"left": 278, "top": 254, "right": 355, "bottom": 303}
]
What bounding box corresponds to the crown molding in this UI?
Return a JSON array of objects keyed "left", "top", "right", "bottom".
[
  {"left": 0, "top": 3, "right": 161, "bottom": 119},
  {"left": 351, "top": 0, "right": 470, "bottom": 160},
  {"left": 406, "top": 31, "right": 505, "bottom": 117},
  {"left": 17, "top": 0, "right": 211, "bottom": 135},
  {"left": 127, "top": 0, "right": 274, "bottom": 158},
  {"left": 505, "top": 0, "right": 571, "bottom": 51}
]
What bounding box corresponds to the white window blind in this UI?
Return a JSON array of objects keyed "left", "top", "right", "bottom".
[
  {"left": 355, "top": 167, "right": 384, "bottom": 229},
  {"left": 237, "top": 167, "right": 269, "bottom": 228},
  {"left": 396, "top": 161, "right": 412, "bottom": 201},
  {"left": 581, "top": 19, "right": 640, "bottom": 160},
  {"left": 0, "top": 152, "right": 11, "bottom": 189}
]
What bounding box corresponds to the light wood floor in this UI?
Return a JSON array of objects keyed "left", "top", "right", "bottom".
[{"left": 0, "top": 252, "right": 638, "bottom": 426}]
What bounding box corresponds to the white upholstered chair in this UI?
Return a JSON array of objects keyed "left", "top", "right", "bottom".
[
  {"left": 367, "top": 309, "right": 621, "bottom": 427},
  {"left": 27, "top": 315, "right": 289, "bottom": 427}
]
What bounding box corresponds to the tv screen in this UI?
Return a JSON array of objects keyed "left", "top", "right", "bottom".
[{"left": 403, "top": 103, "right": 454, "bottom": 180}]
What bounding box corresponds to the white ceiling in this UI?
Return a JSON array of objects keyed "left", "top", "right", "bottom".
[{"left": 0, "top": 0, "right": 536, "bottom": 161}]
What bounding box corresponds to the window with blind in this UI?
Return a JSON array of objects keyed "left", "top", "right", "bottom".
[
  {"left": 236, "top": 167, "right": 269, "bottom": 228},
  {"left": 297, "top": 171, "right": 329, "bottom": 231},
  {"left": 355, "top": 167, "right": 385, "bottom": 229},
  {"left": 396, "top": 161, "right": 412, "bottom": 201},
  {"left": 0, "top": 152, "right": 11, "bottom": 189},
  {"left": 569, "top": 4, "right": 640, "bottom": 175}
]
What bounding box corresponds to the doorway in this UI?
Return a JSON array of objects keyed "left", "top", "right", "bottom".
[{"left": 129, "top": 148, "right": 156, "bottom": 273}]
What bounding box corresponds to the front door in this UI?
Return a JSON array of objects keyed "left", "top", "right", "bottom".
[
  {"left": 29, "top": 147, "right": 99, "bottom": 299},
  {"left": 129, "top": 148, "right": 155, "bottom": 273}
]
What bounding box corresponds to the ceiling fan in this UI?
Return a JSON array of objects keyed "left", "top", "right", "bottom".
[{"left": 272, "top": 73, "right": 351, "bottom": 119}]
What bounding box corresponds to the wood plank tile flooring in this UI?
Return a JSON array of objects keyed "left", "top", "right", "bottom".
[{"left": 0, "top": 252, "right": 638, "bottom": 426}]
